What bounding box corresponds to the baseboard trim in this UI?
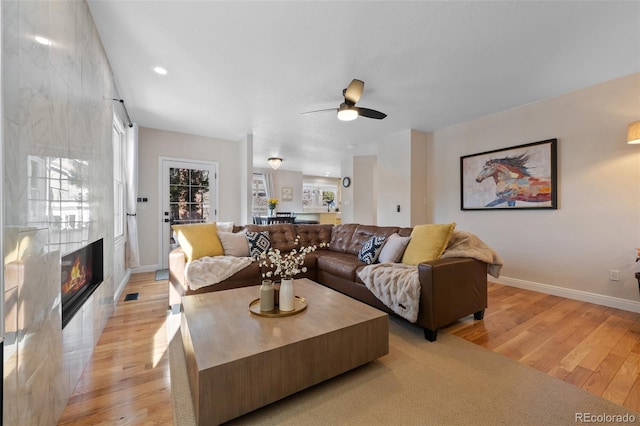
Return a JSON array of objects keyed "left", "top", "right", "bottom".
[
  {"left": 114, "top": 269, "right": 132, "bottom": 303},
  {"left": 132, "top": 264, "right": 160, "bottom": 274},
  {"left": 495, "top": 276, "right": 640, "bottom": 313}
]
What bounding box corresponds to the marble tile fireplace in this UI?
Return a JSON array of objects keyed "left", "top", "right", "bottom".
[{"left": 61, "top": 239, "right": 104, "bottom": 329}]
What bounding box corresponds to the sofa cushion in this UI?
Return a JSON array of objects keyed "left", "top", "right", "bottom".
[
  {"left": 215, "top": 221, "right": 235, "bottom": 232},
  {"left": 378, "top": 233, "right": 411, "bottom": 263},
  {"left": 245, "top": 231, "right": 271, "bottom": 259},
  {"left": 402, "top": 223, "right": 456, "bottom": 265},
  {"left": 317, "top": 252, "right": 364, "bottom": 281},
  {"left": 171, "top": 222, "right": 224, "bottom": 262},
  {"left": 295, "top": 224, "right": 333, "bottom": 248},
  {"left": 358, "top": 235, "right": 386, "bottom": 264},
  {"left": 245, "top": 224, "right": 297, "bottom": 252},
  {"left": 347, "top": 225, "right": 399, "bottom": 255},
  {"left": 218, "top": 231, "right": 249, "bottom": 257},
  {"left": 328, "top": 224, "right": 358, "bottom": 253}
]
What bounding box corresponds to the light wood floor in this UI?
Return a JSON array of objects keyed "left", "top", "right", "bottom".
[{"left": 57, "top": 274, "right": 640, "bottom": 424}]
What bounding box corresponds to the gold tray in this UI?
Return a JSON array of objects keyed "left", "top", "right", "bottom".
[{"left": 249, "top": 296, "right": 307, "bottom": 318}]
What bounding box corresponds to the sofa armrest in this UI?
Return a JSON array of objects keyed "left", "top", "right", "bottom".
[
  {"left": 417, "top": 257, "right": 487, "bottom": 332},
  {"left": 169, "top": 248, "right": 187, "bottom": 312}
]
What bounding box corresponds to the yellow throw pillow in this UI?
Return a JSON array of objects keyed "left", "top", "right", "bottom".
[
  {"left": 401, "top": 223, "right": 456, "bottom": 266},
  {"left": 172, "top": 222, "right": 224, "bottom": 262}
]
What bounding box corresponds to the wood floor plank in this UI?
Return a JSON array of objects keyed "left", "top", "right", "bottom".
[
  {"left": 58, "top": 277, "right": 640, "bottom": 424},
  {"left": 448, "top": 282, "right": 640, "bottom": 414},
  {"left": 602, "top": 351, "right": 640, "bottom": 405}
]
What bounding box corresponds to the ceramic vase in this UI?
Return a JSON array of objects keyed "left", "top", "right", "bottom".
[
  {"left": 279, "top": 278, "right": 295, "bottom": 311},
  {"left": 259, "top": 280, "right": 274, "bottom": 312}
]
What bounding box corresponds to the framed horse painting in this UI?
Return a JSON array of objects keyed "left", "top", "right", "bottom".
[{"left": 460, "top": 139, "right": 557, "bottom": 210}]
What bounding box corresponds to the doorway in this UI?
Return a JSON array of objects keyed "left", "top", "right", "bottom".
[{"left": 160, "top": 158, "right": 218, "bottom": 269}]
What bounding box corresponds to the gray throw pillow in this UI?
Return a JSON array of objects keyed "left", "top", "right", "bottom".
[{"left": 378, "top": 233, "right": 411, "bottom": 263}]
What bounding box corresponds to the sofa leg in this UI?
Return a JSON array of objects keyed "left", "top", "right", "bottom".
[
  {"left": 474, "top": 309, "right": 485, "bottom": 320},
  {"left": 424, "top": 328, "right": 437, "bottom": 342}
]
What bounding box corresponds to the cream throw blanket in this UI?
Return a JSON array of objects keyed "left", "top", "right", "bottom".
[
  {"left": 358, "top": 231, "right": 503, "bottom": 322},
  {"left": 441, "top": 231, "right": 503, "bottom": 278},
  {"left": 185, "top": 256, "right": 252, "bottom": 291},
  {"left": 358, "top": 263, "right": 421, "bottom": 322}
]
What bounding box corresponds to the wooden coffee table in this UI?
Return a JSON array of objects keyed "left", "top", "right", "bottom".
[{"left": 180, "top": 278, "right": 389, "bottom": 425}]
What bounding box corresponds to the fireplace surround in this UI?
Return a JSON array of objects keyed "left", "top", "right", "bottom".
[{"left": 61, "top": 238, "right": 104, "bottom": 328}]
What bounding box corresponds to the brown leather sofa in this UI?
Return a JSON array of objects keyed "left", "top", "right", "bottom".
[{"left": 169, "top": 223, "right": 487, "bottom": 341}]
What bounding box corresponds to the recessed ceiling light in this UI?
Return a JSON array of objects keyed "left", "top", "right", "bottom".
[
  {"left": 153, "top": 66, "right": 168, "bottom": 75},
  {"left": 35, "top": 36, "right": 51, "bottom": 46}
]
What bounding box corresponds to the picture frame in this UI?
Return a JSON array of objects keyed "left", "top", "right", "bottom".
[
  {"left": 460, "top": 139, "right": 557, "bottom": 210},
  {"left": 281, "top": 186, "right": 293, "bottom": 201}
]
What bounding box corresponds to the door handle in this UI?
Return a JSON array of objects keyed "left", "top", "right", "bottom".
[{"left": 164, "top": 218, "right": 170, "bottom": 223}]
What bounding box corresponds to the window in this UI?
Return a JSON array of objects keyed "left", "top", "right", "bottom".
[
  {"left": 113, "top": 116, "right": 126, "bottom": 239},
  {"left": 302, "top": 176, "right": 340, "bottom": 209},
  {"left": 252, "top": 173, "right": 268, "bottom": 215}
]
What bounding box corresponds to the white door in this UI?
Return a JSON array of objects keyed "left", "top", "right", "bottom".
[{"left": 160, "top": 158, "right": 218, "bottom": 269}]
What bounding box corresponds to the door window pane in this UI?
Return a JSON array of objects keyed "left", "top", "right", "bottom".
[{"left": 169, "top": 167, "right": 210, "bottom": 225}]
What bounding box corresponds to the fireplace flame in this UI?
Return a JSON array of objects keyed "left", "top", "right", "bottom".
[{"left": 62, "top": 255, "right": 90, "bottom": 294}]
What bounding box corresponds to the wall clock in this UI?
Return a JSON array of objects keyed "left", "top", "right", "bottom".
[{"left": 342, "top": 177, "right": 351, "bottom": 188}]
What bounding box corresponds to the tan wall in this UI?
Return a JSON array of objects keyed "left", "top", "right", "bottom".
[
  {"left": 137, "top": 127, "right": 244, "bottom": 269},
  {"left": 430, "top": 72, "right": 640, "bottom": 306}
]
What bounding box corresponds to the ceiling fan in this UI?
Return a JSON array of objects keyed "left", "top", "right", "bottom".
[{"left": 303, "top": 79, "right": 387, "bottom": 121}]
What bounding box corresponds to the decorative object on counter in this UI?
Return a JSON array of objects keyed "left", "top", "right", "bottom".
[
  {"left": 279, "top": 278, "right": 295, "bottom": 311},
  {"left": 267, "top": 157, "right": 283, "bottom": 169},
  {"left": 248, "top": 296, "right": 307, "bottom": 317},
  {"left": 267, "top": 198, "right": 278, "bottom": 216},
  {"left": 259, "top": 279, "right": 274, "bottom": 312},
  {"left": 258, "top": 236, "right": 326, "bottom": 311}
]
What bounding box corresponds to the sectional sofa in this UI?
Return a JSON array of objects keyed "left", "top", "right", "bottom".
[{"left": 169, "top": 223, "right": 492, "bottom": 341}]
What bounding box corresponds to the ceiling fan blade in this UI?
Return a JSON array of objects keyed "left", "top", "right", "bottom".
[
  {"left": 344, "top": 79, "right": 364, "bottom": 104},
  {"left": 357, "top": 107, "right": 387, "bottom": 120},
  {"left": 301, "top": 108, "right": 338, "bottom": 115}
]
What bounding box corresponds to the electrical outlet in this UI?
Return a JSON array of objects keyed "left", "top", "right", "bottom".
[{"left": 609, "top": 270, "right": 620, "bottom": 281}]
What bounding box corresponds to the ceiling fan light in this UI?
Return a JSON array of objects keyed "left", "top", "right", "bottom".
[
  {"left": 337, "top": 104, "right": 358, "bottom": 121},
  {"left": 628, "top": 120, "right": 640, "bottom": 144},
  {"left": 268, "top": 157, "right": 283, "bottom": 169}
]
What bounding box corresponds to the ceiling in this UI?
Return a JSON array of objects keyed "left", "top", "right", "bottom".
[{"left": 87, "top": 1, "right": 640, "bottom": 177}]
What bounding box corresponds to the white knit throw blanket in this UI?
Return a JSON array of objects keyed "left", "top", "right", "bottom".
[
  {"left": 185, "top": 256, "right": 253, "bottom": 291},
  {"left": 441, "top": 231, "right": 503, "bottom": 278},
  {"left": 357, "top": 263, "right": 420, "bottom": 322}
]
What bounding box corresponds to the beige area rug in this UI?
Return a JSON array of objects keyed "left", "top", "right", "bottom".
[{"left": 170, "top": 317, "right": 638, "bottom": 425}]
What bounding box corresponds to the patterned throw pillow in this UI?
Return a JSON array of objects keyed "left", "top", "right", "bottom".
[
  {"left": 245, "top": 231, "right": 271, "bottom": 259},
  {"left": 358, "top": 235, "right": 387, "bottom": 264}
]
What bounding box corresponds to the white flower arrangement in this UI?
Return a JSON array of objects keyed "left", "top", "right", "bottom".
[{"left": 258, "top": 237, "right": 327, "bottom": 279}]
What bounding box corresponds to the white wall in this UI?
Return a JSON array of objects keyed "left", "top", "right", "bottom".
[
  {"left": 411, "top": 130, "right": 431, "bottom": 225},
  {"left": 353, "top": 156, "right": 377, "bottom": 225},
  {"left": 378, "top": 130, "right": 412, "bottom": 226},
  {"left": 430, "top": 73, "right": 640, "bottom": 308},
  {"left": 3, "top": 1, "right": 117, "bottom": 422},
  {"left": 377, "top": 129, "right": 430, "bottom": 227},
  {"left": 340, "top": 158, "right": 354, "bottom": 223},
  {"left": 137, "top": 127, "right": 244, "bottom": 270},
  {"left": 252, "top": 167, "right": 304, "bottom": 214}
]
